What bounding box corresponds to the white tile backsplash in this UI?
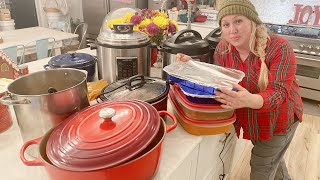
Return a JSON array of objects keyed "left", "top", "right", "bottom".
[{"left": 251, "top": 0, "right": 320, "bottom": 25}]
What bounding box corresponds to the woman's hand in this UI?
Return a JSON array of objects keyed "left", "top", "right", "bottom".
[
  {"left": 176, "top": 53, "right": 192, "bottom": 62},
  {"left": 215, "top": 83, "right": 264, "bottom": 109}
]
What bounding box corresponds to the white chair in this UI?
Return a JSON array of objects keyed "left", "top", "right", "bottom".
[
  {"left": 22, "top": 37, "right": 56, "bottom": 63},
  {"left": 70, "top": 22, "right": 88, "bottom": 50},
  {"left": 0, "top": 45, "right": 25, "bottom": 64}
]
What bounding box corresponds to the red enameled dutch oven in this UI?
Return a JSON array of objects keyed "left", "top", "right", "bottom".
[{"left": 20, "top": 100, "right": 177, "bottom": 180}]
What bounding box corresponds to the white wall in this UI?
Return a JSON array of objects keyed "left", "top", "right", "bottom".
[
  {"left": 35, "top": 0, "right": 320, "bottom": 28},
  {"left": 68, "top": 0, "right": 83, "bottom": 22}
]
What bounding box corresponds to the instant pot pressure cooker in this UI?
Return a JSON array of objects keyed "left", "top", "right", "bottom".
[{"left": 94, "top": 8, "right": 151, "bottom": 83}]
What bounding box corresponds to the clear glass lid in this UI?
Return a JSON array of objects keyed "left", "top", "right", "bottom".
[{"left": 97, "top": 8, "right": 150, "bottom": 46}]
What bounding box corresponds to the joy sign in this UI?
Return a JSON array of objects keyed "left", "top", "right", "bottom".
[{"left": 288, "top": 4, "right": 320, "bottom": 26}]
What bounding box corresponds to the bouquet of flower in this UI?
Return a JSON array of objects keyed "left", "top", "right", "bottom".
[{"left": 107, "top": 9, "right": 178, "bottom": 46}]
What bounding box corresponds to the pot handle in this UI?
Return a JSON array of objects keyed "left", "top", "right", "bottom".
[
  {"left": 43, "top": 64, "right": 51, "bottom": 70},
  {"left": 20, "top": 137, "right": 45, "bottom": 166},
  {"left": 159, "top": 111, "right": 177, "bottom": 133},
  {"left": 171, "top": 29, "right": 202, "bottom": 44},
  {"left": 126, "top": 74, "right": 145, "bottom": 91},
  {"left": 0, "top": 94, "right": 31, "bottom": 105},
  {"left": 90, "top": 43, "right": 97, "bottom": 50},
  {"left": 157, "top": 46, "right": 171, "bottom": 52},
  {"left": 206, "top": 27, "right": 221, "bottom": 38},
  {"left": 113, "top": 23, "right": 134, "bottom": 34}
]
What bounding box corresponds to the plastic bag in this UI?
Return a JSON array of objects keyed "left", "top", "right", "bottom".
[{"left": 87, "top": 80, "right": 108, "bottom": 101}]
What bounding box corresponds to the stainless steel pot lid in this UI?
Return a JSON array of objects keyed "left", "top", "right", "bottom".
[
  {"left": 48, "top": 53, "right": 96, "bottom": 68},
  {"left": 97, "top": 24, "right": 150, "bottom": 47},
  {"left": 99, "top": 75, "right": 169, "bottom": 103}
]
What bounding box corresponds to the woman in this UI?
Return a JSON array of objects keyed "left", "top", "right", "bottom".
[{"left": 176, "top": 0, "right": 303, "bottom": 179}]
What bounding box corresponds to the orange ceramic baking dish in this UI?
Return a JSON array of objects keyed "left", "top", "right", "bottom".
[{"left": 168, "top": 93, "right": 236, "bottom": 136}]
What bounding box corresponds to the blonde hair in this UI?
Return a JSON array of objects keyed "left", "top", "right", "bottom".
[
  {"left": 251, "top": 22, "right": 269, "bottom": 91},
  {"left": 222, "top": 21, "right": 270, "bottom": 91}
]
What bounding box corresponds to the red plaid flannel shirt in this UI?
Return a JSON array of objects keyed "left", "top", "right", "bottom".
[{"left": 214, "top": 34, "right": 303, "bottom": 140}]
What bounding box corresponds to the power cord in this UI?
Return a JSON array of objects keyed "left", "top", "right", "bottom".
[{"left": 219, "top": 132, "right": 231, "bottom": 180}]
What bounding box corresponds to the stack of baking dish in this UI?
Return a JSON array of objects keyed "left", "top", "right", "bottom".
[{"left": 168, "top": 84, "right": 236, "bottom": 136}]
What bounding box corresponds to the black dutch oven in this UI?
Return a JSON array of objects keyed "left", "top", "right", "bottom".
[
  {"left": 44, "top": 53, "right": 97, "bottom": 82},
  {"left": 205, "top": 28, "right": 221, "bottom": 63},
  {"left": 99, "top": 75, "right": 170, "bottom": 111}
]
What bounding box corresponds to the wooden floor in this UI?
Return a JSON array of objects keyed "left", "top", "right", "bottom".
[{"left": 229, "top": 114, "right": 320, "bottom": 180}]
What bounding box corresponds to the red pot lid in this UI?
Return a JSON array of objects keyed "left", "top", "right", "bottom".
[{"left": 46, "top": 100, "right": 160, "bottom": 171}]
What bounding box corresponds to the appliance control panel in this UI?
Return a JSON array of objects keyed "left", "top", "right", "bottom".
[{"left": 116, "top": 57, "right": 138, "bottom": 80}]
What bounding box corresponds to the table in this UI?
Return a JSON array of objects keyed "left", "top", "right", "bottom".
[{"left": 0, "top": 26, "right": 78, "bottom": 56}]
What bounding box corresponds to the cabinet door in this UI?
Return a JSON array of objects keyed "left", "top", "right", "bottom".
[
  {"left": 196, "top": 134, "right": 223, "bottom": 180},
  {"left": 211, "top": 134, "right": 237, "bottom": 180},
  {"left": 196, "top": 129, "right": 236, "bottom": 180},
  {"left": 167, "top": 145, "right": 199, "bottom": 180}
]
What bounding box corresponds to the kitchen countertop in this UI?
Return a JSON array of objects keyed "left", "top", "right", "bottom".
[{"left": 0, "top": 48, "right": 203, "bottom": 180}]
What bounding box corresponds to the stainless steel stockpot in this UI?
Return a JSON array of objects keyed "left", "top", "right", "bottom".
[{"left": 0, "top": 68, "right": 89, "bottom": 157}]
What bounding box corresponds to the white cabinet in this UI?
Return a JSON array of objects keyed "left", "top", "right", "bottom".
[
  {"left": 195, "top": 129, "right": 237, "bottom": 180},
  {"left": 167, "top": 145, "right": 199, "bottom": 180}
]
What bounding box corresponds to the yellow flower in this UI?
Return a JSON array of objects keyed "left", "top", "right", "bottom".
[
  {"left": 107, "top": 18, "right": 124, "bottom": 29},
  {"left": 133, "top": 25, "right": 139, "bottom": 31},
  {"left": 157, "top": 11, "right": 168, "bottom": 19},
  {"left": 123, "top": 12, "right": 134, "bottom": 23},
  {"left": 139, "top": 19, "right": 152, "bottom": 28},
  {"left": 153, "top": 16, "right": 169, "bottom": 29}
]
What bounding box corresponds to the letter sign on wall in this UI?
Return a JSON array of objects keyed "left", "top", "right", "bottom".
[{"left": 288, "top": 4, "right": 320, "bottom": 26}]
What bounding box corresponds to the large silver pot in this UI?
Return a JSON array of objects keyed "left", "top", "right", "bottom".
[
  {"left": 0, "top": 68, "right": 89, "bottom": 157},
  {"left": 95, "top": 22, "right": 151, "bottom": 83},
  {"left": 161, "top": 29, "right": 211, "bottom": 80}
]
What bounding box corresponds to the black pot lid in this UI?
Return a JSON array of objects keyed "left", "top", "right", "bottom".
[
  {"left": 100, "top": 75, "right": 169, "bottom": 103},
  {"left": 49, "top": 53, "right": 96, "bottom": 68},
  {"left": 163, "top": 29, "right": 210, "bottom": 56}
]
